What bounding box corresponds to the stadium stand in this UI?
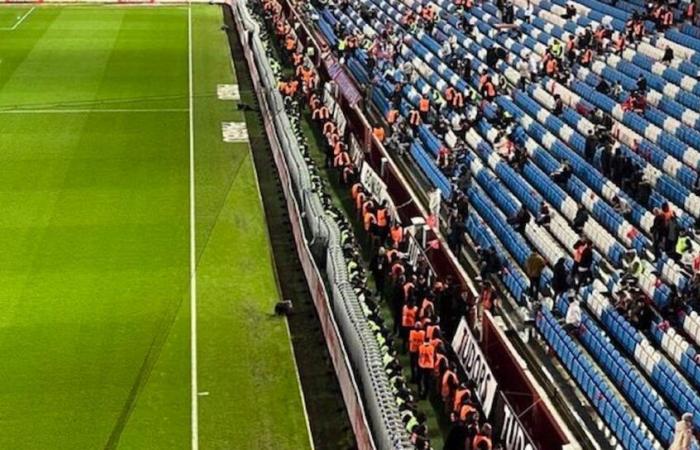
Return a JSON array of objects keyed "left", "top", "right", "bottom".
[{"left": 286, "top": 0, "right": 700, "bottom": 447}]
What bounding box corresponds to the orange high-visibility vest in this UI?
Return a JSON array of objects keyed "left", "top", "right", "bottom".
[
  {"left": 426, "top": 324, "right": 440, "bottom": 340},
  {"left": 355, "top": 192, "right": 366, "bottom": 211},
  {"left": 434, "top": 353, "right": 447, "bottom": 377},
  {"left": 445, "top": 87, "right": 456, "bottom": 102},
  {"left": 441, "top": 370, "right": 458, "bottom": 399},
  {"left": 351, "top": 183, "right": 363, "bottom": 200},
  {"left": 402, "top": 305, "right": 418, "bottom": 328},
  {"left": 545, "top": 59, "right": 557, "bottom": 75},
  {"left": 453, "top": 388, "right": 470, "bottom": 411},
  {"left": 409, "top": 330, "right": 425, "bottom": 353},
  {"left": 458, "top": 403, "right": 476, "bottom": 422},
  {"left": 473, "top": 435, "right": 493, "bottom": 450},
  {"left": 409, "top": 110, "right": 421, "bottom": 126},
  {"left": 452, "top": 92, "right": 464, "bottom": 108},
  {"left": 419, "top": 298, "right": 434, "bottom": 319},
  {"left": 285, "top": 36, "right": 296, "bottom": 51},
  {"left": 376, "top": 208, "right": 388, "bottom": 227},
  {"left": 663, "top": 11, "right": 673, "bottom": 26},
  {"left": 581, "top": 49, "right": 592, "bottom": 64},
  {"left": 391, "top": 225, "right": 404, "bottom": 246},
  {"left": 484, "top": 82, "right": 496, "bottom": 98},
  {"left": 387, "top": 109, "right": 399, "bottom": 124},
  {"left": 363, "top": 211, "right": 376, "bottom": 231},
  {"left": 323, "top": 121, "right": 335, "bottom": 135},
  {"left": 373, "top": 127, "right": 385, "bottom": 142},
  {"left": 419, "top": 98, "right": 430, "bottom": 112},
  {"left": 391, "top": 262, "right": 405, "bottom": 278},
  {"left": 614, "top": 35, "right": 625, "bottom": 51},
  {"left": 418, "top": 342, "right": 435, "bottom": 369},
  {"left": 403, "top": 282, "right": 415, "bottom": 301},
  {"left": 333, "top": 152, "right": 350, "bottom": 168}
]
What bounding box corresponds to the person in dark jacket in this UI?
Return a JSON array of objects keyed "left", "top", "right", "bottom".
[
  {"left": 478, "top": 246, "right": 502, "bottom": 280},
  {"left": 651, "top": 208, "right": 667, "bottom": 257},
  {"left": 600, "top": 145, "right": 612, "bottom": 177},
  {"left": 596, "top": 78, "right": 610, "bottom": 94},
  {"left": 507, "top": 206, "right": 531, "bottom": 233},
  {"left": 552, "top": 257, "right": 570, "bottom": 296},
  {"left": 370, "top": 247, "right": 387, "bottom": 295},
  {"left": 636, "top": 74, "right": 647, "bottom": 92},
  {"left": 536, "top": 202, "right": 551, "bottom": 226},
  {"left": 551, "top": 160, "right": 573, "bottom": 185},
  {"left": 572, "top": 205, "right": 589, "bottom": 233},
  {"left": 584, "top": 129, "right": 598, "bottom": 161},
  {"left": 552, "top": 94, "right": 564, "bottom": 116}
]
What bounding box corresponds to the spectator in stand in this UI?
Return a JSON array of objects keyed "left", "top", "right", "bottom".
[
  {"left": 572, "top": 237, "right": 593, "bottom": 287},
  {"left": 561, "top": 2, "right": 577, "bottom": 19},
  {"left": 596, "top": 77, "right": 610, "bottom": 95},
  {"left": 536, "top": 202, "right": 551, "bottom": 226},
  {"left": 670, "top": 413, "right": 695, "bottom": 450},
  {"left": 651, "top": 207, "right": 668, "bottom": 257},
  {"left": 524, "top": 0, "right": 534, "bottom": 23},
  {"left": 565, "top": 34, "right": 577, "bottom": 65},
  {"left": 662, "top": 45, "right": 675, "bottom": 64},
  {"left": 529, "top": 52, "right": 540, "bottom": 82},
  {"left": 572, "top": 205, "right": 589, "bottom": 233},
  {"left": 507, "top": 205, "right": 531, "bottom": 234},
  {"left": 479, "top": 281, "right": 499, "bottom": 312},
  {"left": 550, "top": 160, "right": 573, "bottom": 185},
  {"left": 563, "top": 298, "right": 582, "bottom": 334},
  {"left": 525, "top": 252, "right": 547, "bottom": 300},
  {"left": 477, "top": 246, "right": 502, "bottom": 281},
  {"left": 584, "top": 129, "right": 598, "bottom": 161},
  {"left": 612, "top": 195, "right": 632, "bottom": 219},
  {"left": 552, "top": 257, "right": 570, "bottom": 296},
  {"left": 552, "top": 94, "right": 564, "bottom": 116}
]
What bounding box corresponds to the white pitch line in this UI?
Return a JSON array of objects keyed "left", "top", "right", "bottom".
[
  {"left": 0, "top": 108, "right": 188, "bottom": 114},
  {"left": 188, "top": 4, "right": 199, "bottom": 450},
  {"left": 0, "top": 7, "right": 35, "bottom": 31}
]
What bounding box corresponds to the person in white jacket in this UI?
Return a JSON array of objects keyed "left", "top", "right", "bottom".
[
  {"left": 670, "top": 413, "right": 695, "bottom": 450},
  {"left": 563, "top": 299, "right": 582, "bottom": 334}
]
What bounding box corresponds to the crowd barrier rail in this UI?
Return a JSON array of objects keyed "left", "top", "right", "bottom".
[{"left": 226, "top": 1, "right": 419, "bottom": 448}]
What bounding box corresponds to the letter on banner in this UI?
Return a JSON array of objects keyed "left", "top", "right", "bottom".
[
  {"left": 451, "top": 319, "right": 498, "bottom": 417},
  {"left": 497, "top": 393, "right": 536, "bottom": 450}
]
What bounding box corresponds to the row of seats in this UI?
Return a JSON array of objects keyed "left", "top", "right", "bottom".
[{"left": 314, "top": 0, "right": 700, "bottom": 444}]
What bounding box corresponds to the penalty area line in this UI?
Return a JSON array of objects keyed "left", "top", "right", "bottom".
[{"left": 0, "top": 7, "right": 35, "bottom": 31}]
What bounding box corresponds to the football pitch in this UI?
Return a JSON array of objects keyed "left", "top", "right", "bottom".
[{"left": 0, "top": 4, "right": 312, "bottom": 449}]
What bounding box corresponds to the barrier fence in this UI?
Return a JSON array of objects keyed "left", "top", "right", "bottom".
[
  {"left": 227, "top": 1, "right": 420, "bottom": 448},
  {"left": 225, "top": 3, "right": 377, "bottom": 449}
]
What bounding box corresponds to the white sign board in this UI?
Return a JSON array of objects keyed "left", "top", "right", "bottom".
[{"left": 451, "top": 318, "right": 499, "bottom": 417}]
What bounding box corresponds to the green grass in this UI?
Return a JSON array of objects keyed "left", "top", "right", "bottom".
[
  {"left": 0, "top": 7, "right": 32, "bottom": 29},
  {"left": 0, "top": 5, "right": 311, "bottom": 449}
]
